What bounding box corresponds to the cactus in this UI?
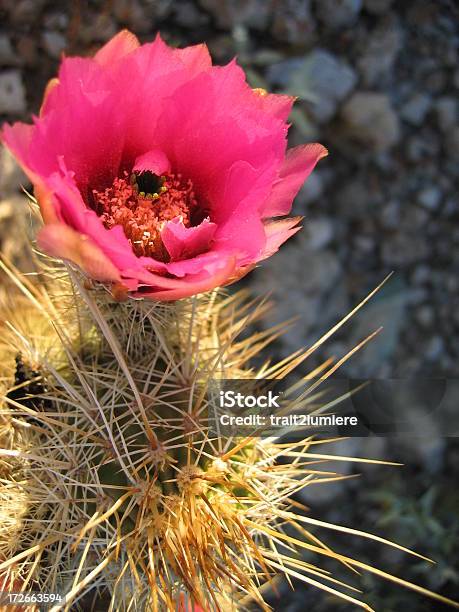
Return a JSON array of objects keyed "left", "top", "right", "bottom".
[{"left": 0, "top": 254, "right": 458, "bottom": 612}]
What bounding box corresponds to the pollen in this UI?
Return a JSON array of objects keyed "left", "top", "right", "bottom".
[{"left": 92, "top": 170, "right": 199, "bottom": 261}]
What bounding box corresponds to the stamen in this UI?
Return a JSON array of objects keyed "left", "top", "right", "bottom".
[{"left": 92, "top": 170, "right": 200, "bottom": 261}]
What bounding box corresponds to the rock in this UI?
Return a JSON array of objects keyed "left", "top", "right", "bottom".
[
  {"left": 400, "top": 93, "right": 432, "bottom": 126},
  {"left": 405, "top": 135, "right": 431, "bottom": 161},
  {"left": 382, "top": 231, "right": 429, "bottom": 266},
  {"left": 271, "top": 0, "right": 315, "bottom": 45},
  {"left": 340, "top": 92, "right": 400, "bottom": 151},
  {"left": 0, "top": 35, "right": 18, "bottom": 66},
  {"left": 316, "top": 0, "right": 363, "bottom": 29},
  {"left": 0, "top": 70, "right": 26, "bottom": 115},
  {"left": 266, "top": 57, "right": 305, "bottom": 89},
  {"left": 445, "top": 126, "right": 459, "bottom": 160},
  {"left": 0, "top": 148, "right": 28, "bottom": 198},
  {"left": 9, "top": 0, "right": 45, "bottom": 24},
  {"left": 417, "top": 186, "right": 442, "bottom": 211},
  {"left": 199, "top": 0, "right": 274, "bottom": 30},
  {"left": 300, "top": 50, "right": 357, "bottom": 122},
  {"left": 253, "top": 236, "right": 341, "bottom": 353},
  {"left": 305, "top": 217, "right": 334, "bottom": 250},
  {"left": 411, "top": 264, "right": 430, "bottom": 285},
  {"left": 426, "top": 335, "right": 444, "bottom": 361},
  {"left": 42, "top": 31, "right": 66, "bottom": 59},
  {"left": 415, "top": 305, "right": 434, "bottom": 328},
  {"left": 43, "top": 11, "right": 69, "bottom": 30},
  {"left": 267, "top": 50, "right": 357, "bottom": 123},
  {"left": 297, "top": 171, "right": 324, "bottom": 206},
  {"left": 434, "top": 97, "right": 457, "bottom": 131},
  {"left": 16, "top": 36, "right": 37, "bottom": 67},
  {"left": 337, "top": 180, "right": 368, "bottom": 218},
  {"left": 83, "top": 14, "right": 118, "bottom": 42},
  {"left": 380, "top": 200, "right": 401, "bottom": 230},
  {"left": 425, "top": 69, "right": 447, "bottom": 94},
  {"left": 173, "top": 1, "right": 209, "bottom": 27},
  {"left": 363, "top": 0, "right": 394, "bottom": 14},
  {"left": 357, "top": 17, "right": 402, "bottom": 86},
  {"left": 114, "top": 0, "right": 155, "bottom": 33}
]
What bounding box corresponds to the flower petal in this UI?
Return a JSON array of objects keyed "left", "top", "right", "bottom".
[
  {"left": 94, "top": 29, "right": 140, "bottom": 66},
  {"left": 263, "top": 143, "right": 328, "bottom": 218},
  {"left": 38, "top": 224, "right": 122, "bottom": 283},
  {"left": 161, "top": 217, "right": 217, "bottom": 261},
  {"left": 136, "top": 255, "right": 236, "bottom": 301},
  {"left": 260, "top": 217, "right": 302, "bottom": 259},
  {"left": 133, "top": 150, "right": 171, "bottom": 175}
]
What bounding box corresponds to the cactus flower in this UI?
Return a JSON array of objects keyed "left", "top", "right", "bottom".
[{"left": 1, "top": 30, "right": 326, "bottom": 300}]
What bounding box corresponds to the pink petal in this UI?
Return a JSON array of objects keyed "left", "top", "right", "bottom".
[
  {"left": 263, "top": 143, "right": 328, "bottom": 218},
  {"left": 133, "top": 150, "right": 171, "bottom": 175},
  {"left": 161, "top": 217, "right": 217, "bottom": 261},
  {"left": 253, "top": 90, "right": 295, "bottom": 121},
  {"left": 136, "top": 255, "right": 236, "bottom": 301},
  {"left": 1, "top": 122, "right": 34, "bottom": 178},
  {"left": 151, "top": 64, "right": 287, "bottom": 202},
  {"left": 38, "top": 224, "right": 122, "bottom": 283},
  {"left": 260, "top": 217, "right": 302, "bottom": 259},
  {"left": 171, "top": 41, "right": 212, "bottom": 72},
  {"left": 94, "top": 29, "right": 140, "bottom": 66}
]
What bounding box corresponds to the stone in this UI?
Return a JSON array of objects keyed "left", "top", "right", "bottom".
[
  {"left": 0, "top": 147, "right": 28, "bottom": 198},
  {"left": 265, "top": 58, "right": 304, "bottom": 89},
  {"left": 298, "top": 171, "right": 324, "bottom": 206},
  {"left": 382, "top": 232, "right": 429, "bottom": 266},
  {"left": 16, "top": 36, "right": 37, "bottom": 67},
  {"left": 357, "top": 17, "right": 403, "bottom": 86},
  {"left": 380, "top": 200, "right": 400, "bottom": 230},
  {"left": 9, "top": 0, "right": 45, "bottom": 24},
  {"left": 337, "top": 180, "right": 368, "bottom": 218},
  {"left": 426, "top": 336, "right": 444, "bottom": 361},
  {"left": 0, "top": 70, "right": 26, "bottom": 115},
  {"left": 340, "top": 92, "right": 400, "bottom": 151},
  {"left": 305, "top": 217, "right": 334, "bottom": 250},
  {"left": 417, "top": 186, "right": 442, "bottom": 211},
  {"left": 271, "top": 0, "right": 315, "bottom": 45},
  {"left": 114, "top": 0, "right": 154, "bottom": 33},
  {"left": 405, "top": 135, "right": 431, "bottom": 162},
  {"left": 173, "top": 1, "right": 209, "bottom": 27},
  {"left": 316, "top": 0, "right": 363, "bottom": 29},
  {"left": 434, "top": 97, "right": 457, "bottom": 131},
  {"left": 253, "top": 236, "right": 341, "bottom": 353},
  {"left": 411, "top": 264, "right": 430, "bottom": 285},
  {"left": 445, "top": 126, "right": 459, "bottom": 160},
  {"left": 0, "top": 35, "right": 18, "bottom": 66},
  {"left": 363, "top": 0, "right": 394, "bottom": 14},
  {"left": 81, "top": 14, "right": 118, "bottom": 42},
  {"left": 42, "top": 31, "right": 66, "bottom": 59},
  {"left": 400, "top": 93, "right": 432, "bottom": 126},
  {"left": 415, "top": 305, "right": 434, "bottom": 328},
  {"left": 43, "top": 11, "right": 69, "bottom": 30},
  {"left": 199, "top": 0, "right": 274, "bottom": 30},
  {"left": 299, "top": 50, "right": 357, "bottom": 122}
]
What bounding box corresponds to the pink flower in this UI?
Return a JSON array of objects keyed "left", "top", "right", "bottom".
[{"left": 1, "top": 31, "right": 327, "bottom": 300}]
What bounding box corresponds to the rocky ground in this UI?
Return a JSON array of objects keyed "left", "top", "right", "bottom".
[{"left": 0, "top": 0, "right": 458, "bottom": 610}]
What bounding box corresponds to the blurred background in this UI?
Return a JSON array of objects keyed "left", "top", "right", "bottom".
[{"left": 0, "top": 0, "right": 458, "bottom": 609}]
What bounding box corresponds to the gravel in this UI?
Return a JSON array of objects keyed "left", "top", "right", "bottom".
[
  {"left": 340, "top": 91, "right": 400, "bottom": 151},
  {"left": 0, "top": 70, "right": 26, "bottom": 115}
]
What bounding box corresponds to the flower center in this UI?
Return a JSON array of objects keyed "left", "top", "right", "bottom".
[{"left": 92, "top": 171, "right": 200, "bottom": 261}]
